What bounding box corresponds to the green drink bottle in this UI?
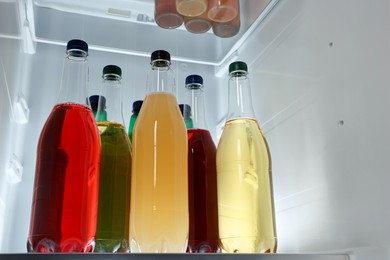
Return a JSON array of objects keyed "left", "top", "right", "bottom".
[
  {"left": 89, "top": 95, "right": 107, "bottom": 122},
  {"left": 128, "top": 100, "right": 143, "bottom": 143},
  {"left": 94, "top": 65, "right": 132, "bottom": 253},
  {"left": 179, "top": 104, "right": 194, "bottom": 129}
]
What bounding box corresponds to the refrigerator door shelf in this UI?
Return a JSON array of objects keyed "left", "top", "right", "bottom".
[
  {"left": 34, "top": 0, "right": 155, "bottom": 25},
  {"left": 31, "top": 0, "right": 277, "bottom": 65}
]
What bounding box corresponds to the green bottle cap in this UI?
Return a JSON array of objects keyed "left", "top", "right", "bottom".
[
  {"left": 103, "top": 65, "right": 122, "bottom": 77},
  {"left": 229, "top": 61, "right": 248, "bottom": 74}
]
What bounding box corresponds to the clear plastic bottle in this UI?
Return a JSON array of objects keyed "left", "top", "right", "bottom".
[
  {"left": 179, "top": 104, "right": 194, "bottom": 129},
  {"left": 27, "top": 39, "right": 100, "bottom": 253},
  {"left": 207, "top": 0, "right": 238, "bottom": 23},
  {"left": 89, "top": 95, "right": 107, "bottom": 122},
  {"left": 94, "top": 65, "right": 132, "bottom": 253},
  {"left": 155, "top": 0, "right": 183, "bottom": 29},
  {"left": 183, "top": 11, "right": 211, "bottom": 34},
  {"left": 212, "top": 3, "right": 240, "bottom": 38},
  {"left": 216, "top": 61, "right": 277, "bottom": 253},
  {"left": 128, "top": 100, "right": 143, "bottom": 144},
  {"left": 130, "top": 50, "right": 189, "bottom": 253},
  {"left": 176, "top": 0, "right": 208, "bottom": 17},
  {"left": 183, "top": 75, "right": 221, "bottom": 253}
]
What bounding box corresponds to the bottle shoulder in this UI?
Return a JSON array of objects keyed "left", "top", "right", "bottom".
[
  {"left": 225, "top": 118, "right": 260, "bottom": 127},
  {"left": 222, "top": 118, "right": 266, "bottom": 140},
  {"left": 135, "top": 93, "right": 186, "bottom": 131}
]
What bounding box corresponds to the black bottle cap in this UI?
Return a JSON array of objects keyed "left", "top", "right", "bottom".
[
  {"left": 151, "top": 50, "right": 171, "bottom": 62},
  {"left": 67, "top": 39, "right": 88, "bottom": 53},
  {"left": 103, "top": 64, "right": 122, "bottom": 77},
  {"left": 179, "top": 104, "right": 192, "bottom": 117},
  {"left": 185, "top": 74, "right": 203, "bottom": 86},
  {"left": 89, "top": 95, "right": 106, "bottom": 110},
  {"left": 229, "top": 61, "right": 248, "bottom": 74},
  {"left": 132, "top": 100, "right": 143, "bottom": 114}
]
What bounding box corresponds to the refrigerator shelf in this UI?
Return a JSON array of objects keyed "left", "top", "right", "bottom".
[{"left": 0, "top": 254, "right": 350, "bottom": 260}]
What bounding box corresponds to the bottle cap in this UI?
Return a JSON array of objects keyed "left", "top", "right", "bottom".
[
  {"left": 89, "top": 95, "right": 106, "bottom": 110},
  {"left": 185, "top": 74, "right": 203, "bottom": 85},
  {"left": 179, "top": 104, "right": 192, "bottom": 117},
  {"left": 151, "top": 50, "right": 171, "bottom": 62},
  {"left": 67, "top": 39, "right": 88, "bottom": 53},
  {"left": 229, "top": 61, "right": 248, "bottom": 74},
  {"left": 103, "top": 65, "right": 122, "bottom": 77},
  {"left": 132, "top": 100, "right": 143, "bottom": 114}
]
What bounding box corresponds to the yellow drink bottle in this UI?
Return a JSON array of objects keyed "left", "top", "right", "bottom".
[{"left": 217, "top": 61, "right": 277, "bottom": 253}]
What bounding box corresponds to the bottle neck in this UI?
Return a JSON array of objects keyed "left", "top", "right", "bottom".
[
  {"left": 227, "top": 72, "right": 256, "bottom": 121},
  {"left": 147, "top": 60, "right": 176, "bottom": 95},
  {"left": 57, "top": 50, "right": 89, "bottom": 106},
  {"left": 94, "top": 110, "right": 107, "bottom": 122},
  {"left": 185, "top": 85, "right": 208, "bottom": 129},
  {"left": 96, "top": 75, "right": 124, "bottom": 125}
]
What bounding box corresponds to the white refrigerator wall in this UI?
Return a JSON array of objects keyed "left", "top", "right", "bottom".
[
  {"left": 0, "top": 38, "right": 25, "bottom": 253},
  {"left": 233, "top": 0, "right": 390, "bottom": 258},
  {"left": 1, "top": 0, "right": 390, "bottom": 258}
]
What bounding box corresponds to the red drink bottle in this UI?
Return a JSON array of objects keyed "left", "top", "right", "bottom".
[
  {"left": 183, "top": 75, "right": 221, "bottom": 253},
  {"left": 27, "top": 39, "right": 100, "bottom": 253}
]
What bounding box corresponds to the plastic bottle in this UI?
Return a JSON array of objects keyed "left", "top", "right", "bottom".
[
  {"left": 155, "top": 0, "right": 183, "bottom": 29},
  {"left": 179, "top": 104, "right": 194, "bottom": 129},
  {"left": 183, "top": 75, "right": 221, "bottom": 253},
  {"left": 89, "top": 95, "right": 107, "bottom": 122},
  {"left": 130, "top": 50, "right": 189, "bottom": 253},
  {"left": 176, "top": 0, "right": 208, "bottom": 17},
  {"left": 212, "top": 3, "right": 240, "bottom": 38},
  {"left": 94, "top": 65, "right": 132, "bottom": 253},
  {"left": 183, "top": 11, "right": 211, "bottom": 34},
  {"left": 207, "top": 0, "right": 238, "bottom": 23},
  {"left": 216, "top": 61, "right": 277, "bottom": 253},
  {"left": 128, "top": 100, "right": 143, "bottom": 143},
  {"left": 27, "top": 39, "right": 100, "bottom": 253}
]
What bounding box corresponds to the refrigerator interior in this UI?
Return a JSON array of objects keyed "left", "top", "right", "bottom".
[{"left": 1, "top": 0, "right": 390, "bottom": 259}]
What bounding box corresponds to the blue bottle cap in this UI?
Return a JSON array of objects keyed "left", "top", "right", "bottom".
[
  {"left": 132, "top": 100, "right": 143, "bottom": 114},
  {"left": 185, "top": 74, "right": 203, "bottom": 85},
  {"left": 179, "top": 104, "right": 192, "bottom": 117},
  {"left": 67, "top": 39, "right": 88, "bottom": 53},
  {"left": 89, "top": 95, "right": 106, "bottom": 110}
]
